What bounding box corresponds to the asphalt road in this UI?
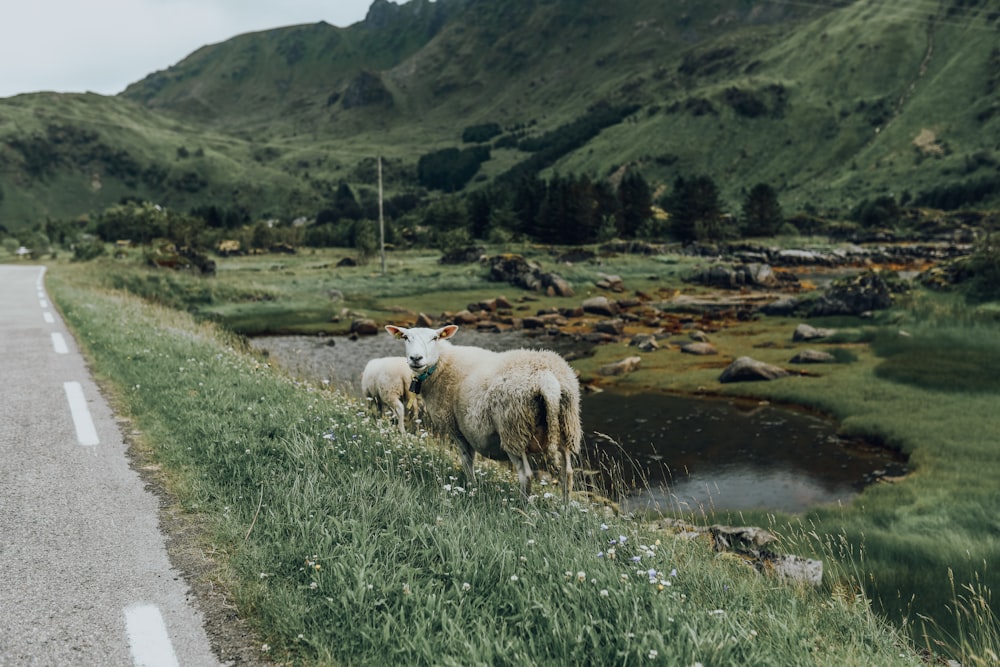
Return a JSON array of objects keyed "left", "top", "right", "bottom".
[{"left": 0, "top": 264, "right": 221, "bottom": 666}]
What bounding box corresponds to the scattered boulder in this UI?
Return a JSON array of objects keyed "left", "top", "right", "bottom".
[
  {"left": 630, "top": 334, "right": 659, "bottom": 351},
  {"left": 806, "top": 269, "right": 896, "bottom": 317},
  {"left": 688, "top": 330, "right": 710, "bottom": 343},
  {"left": 650, "top": 518, "right": 823, "bottom": 587},
  {"left": 680, "top": 342, "right": 718, "bottom": 355},
  {"left": 759, "top": 296, "right": 800, "bottom": 316},
  {"left": 582, "top": 296, "right": 619, "bottom": 317},
  {"left": 452, "top": 310, "right": 480, "bottom": 325},
  {"left": 546, "top": 275, "right": 575, "bottom": 297},
  {"left": 793, "top": 323, "right": 836, "bottom": 341},
  {"left": 349, "top": 318, "right": 379, "bottom": 336},
  {"left": 767, "top": 555, "right": 824, "bottom": 587},
  {"left": 486, "top": 254, "right": 574, "bottom": 296},
  {"left": 790, "top": 349, "right": 836, "bottom": 364},
  {"left": 719, "top": 356, "right": 789, "bottom": 383},
  {"left": 594, "top": 319, "right": 625, "bottom": 336},
  {"left": 709, "top": 525, "right": 777, "bottom": 551},
  {"left": 616, "top": 296, "right": 643, "bottom": 309},
  {"left": 596, "top": 272, "right": 625, "bottom": 292},
  {"left": 559, "top": 306, "right": 585, "bottom": 318},
  {"left": 598, "top": 356, "right": 642, "bottom": 376},
  {"left": 685, "top": 262, "right": 779, "bottom": 289}
]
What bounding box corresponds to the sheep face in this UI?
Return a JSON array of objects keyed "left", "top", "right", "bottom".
[{"left": 385, "top": 324, "right": 459, "bottom": 373}]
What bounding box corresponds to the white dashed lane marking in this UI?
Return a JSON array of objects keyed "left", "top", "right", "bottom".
[
  {"left": 43, "top": 311, "right": 55, "bottom": 323},
  {"left": 63, "top": 381, "right": 99, "bottom": 446},
  {"left": 124, "top": 604, "right": 180, "bottom": 667},
  {"left": 51, "top": 333, "right": 68, "bottom": 355}
]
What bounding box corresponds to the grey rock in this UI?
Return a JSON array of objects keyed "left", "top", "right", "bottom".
[
  {"left": 790, "top": 349, "right": 836, "bottom": 363},
  {"left": 793, "top": 323, "right": 836, "bottom": 341},
  {"left": 719, "top": 356, "right": 789, "bottom": 383},
  {"left": 680, "top": 342, "right": 718, "bottom": 355}
]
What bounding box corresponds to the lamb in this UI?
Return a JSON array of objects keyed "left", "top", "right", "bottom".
[
  {"left": 361, "top": 356, "right": 420, "bottom": 434},
  {"left": 385, "top": 324, "right": 583, "bottom": 501}
]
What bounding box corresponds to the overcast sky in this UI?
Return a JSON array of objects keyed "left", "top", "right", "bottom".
[{"left": 0, "top": 0, "right": 377, "bottom": 99}]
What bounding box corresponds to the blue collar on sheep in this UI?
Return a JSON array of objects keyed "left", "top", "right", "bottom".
[{"left": 409, "top": 364, "right": 437, "bottom": 395}]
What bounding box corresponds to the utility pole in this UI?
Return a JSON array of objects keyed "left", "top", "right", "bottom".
[{"left": 378, "top": 155, "right": 386, "bottom": 275}]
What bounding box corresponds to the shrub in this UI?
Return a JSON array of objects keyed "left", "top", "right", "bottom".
[{"left": 72, "top": 240, "right": 106, "bottom": 262}]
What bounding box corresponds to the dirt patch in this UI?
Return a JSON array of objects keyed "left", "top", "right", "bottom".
[{"left": 913, "top": 127, "right": 946, "bottom": 156}]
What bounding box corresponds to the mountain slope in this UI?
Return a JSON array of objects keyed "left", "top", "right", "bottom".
[{"left": 1, "top": 0, "right": 998, "bottom": 233}]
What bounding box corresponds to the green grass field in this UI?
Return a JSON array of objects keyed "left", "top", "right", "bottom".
[{"left": 31, "top": 244, "right": 1000, "bottom": 665}]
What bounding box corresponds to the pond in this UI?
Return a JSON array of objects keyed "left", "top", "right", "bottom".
[
  {"left": 580, "top": 389, "right": 907, "bottom": 515},
  {"left": 251, "top": 331, "right": 907, "bottom": 515}
]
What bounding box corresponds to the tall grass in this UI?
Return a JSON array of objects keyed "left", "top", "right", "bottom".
[{"left": 46, "top": 264, "right": 924, "bottom": 666}]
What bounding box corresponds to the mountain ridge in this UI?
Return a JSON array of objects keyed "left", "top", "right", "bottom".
[{"left": 1, "top": 0, "right": 998, "bottom": 233}]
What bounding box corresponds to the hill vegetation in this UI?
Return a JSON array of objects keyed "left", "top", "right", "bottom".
[{"left": 1, "top": 0, "right": 999, "bottom": 242}]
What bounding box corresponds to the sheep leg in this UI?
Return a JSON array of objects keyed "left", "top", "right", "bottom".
[
  {"left": 456, "top": 437, "right": 477, "bottom": 486},
  {"left": 510, "top": 451, "right": 533, "bottom": 498},
  {"left": 390, "top": 398, "right": 406, "bottom": 434},
  {"left": 561, "top": 449, "right": 573, "bottom": 503}
]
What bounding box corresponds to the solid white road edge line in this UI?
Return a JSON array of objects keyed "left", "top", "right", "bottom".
[
  {"left": 63, "top": 381, "right": 99, "bottom": 446},
  {"left": 124, "top": 603, "right": 181, "bottom": 667},
  {"left": 51, "top": 332, "right": 68, "bottom": 355}
]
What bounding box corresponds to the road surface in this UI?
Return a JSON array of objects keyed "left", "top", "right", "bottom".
[{"left": 0, "top": 264, "right": 222, "bottom": 666}]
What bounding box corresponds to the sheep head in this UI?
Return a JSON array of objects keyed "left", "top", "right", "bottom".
[{"left": 385, "top": 324, "right": 459, "bottom": 375}]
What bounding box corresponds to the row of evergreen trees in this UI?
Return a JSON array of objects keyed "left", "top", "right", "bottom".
[
  {"left": 81, "top": 169, "right": 787, "bottom": 257},
  {"left": 298, "top": 170, "right": 786, "bottom": 252}
]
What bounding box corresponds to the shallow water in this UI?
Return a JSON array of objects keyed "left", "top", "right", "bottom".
[
  {"left": 251, "top": 331, "right": 907, "bottom": 514},
  {"left": 580, "top": 390, "right": 906, "bottom": 515}
]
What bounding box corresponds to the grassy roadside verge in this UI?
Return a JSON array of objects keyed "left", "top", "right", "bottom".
[{"left": 45, "top": 263, "right": 926, "bottom": 665}]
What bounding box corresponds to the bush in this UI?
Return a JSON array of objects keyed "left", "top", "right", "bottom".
[
  {"left": 72, "top": 240, "right": 106, "bottom": 262},
  {"left": 851, "top": 196, "right": 900, "bottom": 228}
]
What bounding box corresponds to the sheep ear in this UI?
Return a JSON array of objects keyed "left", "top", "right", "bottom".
[
  {"left": 438, "top": 324, "right": 459, "bottom": 340},
  {"left": 385, "top": 325, "right": 406, "bottom": 339}
]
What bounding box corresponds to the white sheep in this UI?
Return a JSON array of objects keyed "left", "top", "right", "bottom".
[
  {"left": 361, "top": 356, "right": 420, "bottom": 434},
  {"left": 385, "top": 324, "right": 582, "bottom": 501}
]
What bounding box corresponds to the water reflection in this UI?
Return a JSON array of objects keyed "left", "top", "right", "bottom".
[{"left": 581, "top": 390, "right": 907, "bottom": 515}]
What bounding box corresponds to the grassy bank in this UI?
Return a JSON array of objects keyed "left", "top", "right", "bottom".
[
  {"left": 576, "top": 295, "right": 1000, "bottom": 657},
  {"left": 44, "top": 260, "right": 930, "bottom": 665}
]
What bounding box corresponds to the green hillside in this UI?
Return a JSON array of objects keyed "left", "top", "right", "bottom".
[{"left": 1, "top": 0, "right": 998, "bottom": 233}]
